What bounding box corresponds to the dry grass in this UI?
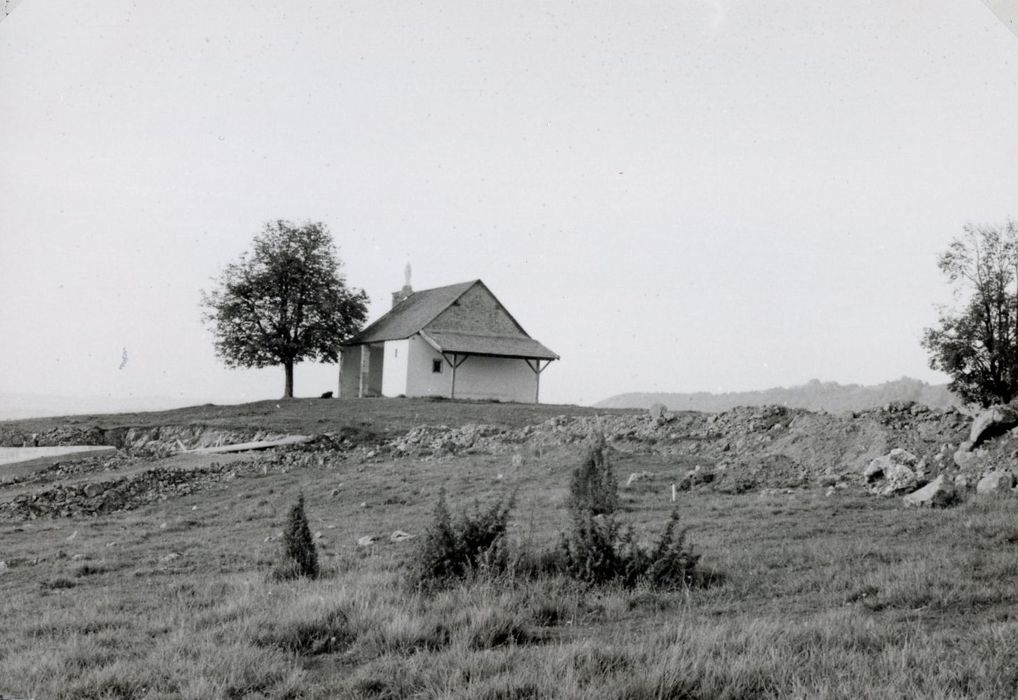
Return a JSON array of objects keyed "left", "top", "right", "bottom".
[
  {"left": 0, "top": 397, "right": 636, "bottom": 444},
  {"left": 3, "top": 434, "right": 1018, "bottom": 697}
]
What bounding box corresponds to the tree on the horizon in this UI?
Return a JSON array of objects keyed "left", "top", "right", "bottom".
[
  {"left": 201, "top": 220, "right": 368, "bottom": 398},
  {"left": 922, "top": 220, "right": 1018, "bottom": 406}
]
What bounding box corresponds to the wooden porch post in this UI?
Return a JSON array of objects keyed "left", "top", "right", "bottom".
[
  {"left": 358, "top": 345, "right": 368, "bottom": 398},
  {"left": 525, "top": 359, "right": 550, "bottom": 404},
  {"left": 443, "top": 353, "right": 469, "bottom": 399}
]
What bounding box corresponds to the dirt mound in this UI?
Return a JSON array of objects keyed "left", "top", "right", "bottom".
[
  {"left": 385, "top": 402, "right": 972, "bottom": 489},
  {"left": 0, "top": 423, "right": 293, "bottom": 457},
  {"left": 0, "top": 464, "right": 238, "bottom": 520}
]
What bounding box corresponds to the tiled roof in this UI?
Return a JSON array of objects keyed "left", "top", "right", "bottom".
[
  {"left": 349, "top": 280, "right": 477, "bottom": 343},
  {"left": 346, "top": 279, "right": 558, "bottom": 361},
  {"left": 421, "top": 331, "right": 559, "bottom": 360}
]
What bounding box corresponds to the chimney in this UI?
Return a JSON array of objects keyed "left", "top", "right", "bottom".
[{"left": 391, "top": 262, "right": 413, "bottom": 308}]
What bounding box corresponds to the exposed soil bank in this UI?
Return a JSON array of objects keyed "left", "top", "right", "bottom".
[{"left": 0, "top": 446, "right": 115, "bottom": 467}]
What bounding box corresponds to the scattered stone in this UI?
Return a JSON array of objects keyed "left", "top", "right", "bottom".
[
  {"left": 314, "top": 531, "right": 323, "bottom": 540},
  {"left": 864, "top": 449, "right": 919, "bottom": 496},
  {"left": 357, "top": 535, "right": 376, "bottom": 547},
  {"left": 625, "top": 471, "right": 653, "bottom": 487},
  {"left": 66, "top": 530, "right": 77, "bottom": 541},
  {"left": 954, "top": 445, "right": 977, "bottom": 469},
  {"left": 976, "top": 470, "right": 1016, "bottom": 496},
  {"left": 970, "top": 405, "right": 1018, "bottom": 447},
  {"left": 159, "top": 553, "right": 179, "bottom": 563},
  {"left": 903, "top": 475, "right": 959, "bottom": 508},
  {"left": 648, "top": 404, "right": 667, "bottom": 420},
  {"left": 320, "top": 391, "right": 334, "bottom": 399},
  {"left": 0, "top": 560, "right": 7, "bottom": 573},
  {"left": 360, "top": 502, "right": 367, "bottom": 508},
  {"left": 511, "top": 453, "right": 524, "bottom": 468},
  {"left": 390, "top": 530, "right": 414, "bottom": 543}
]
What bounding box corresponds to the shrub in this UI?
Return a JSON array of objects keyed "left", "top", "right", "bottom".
[
  {"left": 270, "top": 494, "right": 319, "bottom": 581},
  {"left": 559, "top": 508, "right": 699, "bottom": 588},
  {"left": 568, "top": 433, "right": 619, "bottom": 516},
  {"left": 408, "top": 489, "right": 514, "bottom": 587}
]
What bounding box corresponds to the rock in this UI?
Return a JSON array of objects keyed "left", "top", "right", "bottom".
[
  {"left": 314, "top": 531, "right": 323, "bottom": 540},
  {"left": 648, "top": 403, "right": 667, "bottom": 420},
  {"left": 954, "top": 473, "right": 974, "bottom": 491},
  {"left": 357, "top": 535, "right": 376, "bottom": 547},
  {"left": 970, "top": 405, "right": 1018, "bottom": 447},
  {"left": 0, "top": 560, "right": 7, "bottom": 573},
  {"left": 864, "top": 449, "right": 919, "bottom": 495},
  {"left": 954, "top": 445, "right": 977, "bottom": 469},
  {"left": 626, "top": 471, "right": 653, "bottom": 487},
  {"left": 903, "top": 475, "right": 959, "bottom": 508},
  {"left": 390, "top": 530, "right": 414, "bottom": 542},
  {"left": 159, "top": 552, "right": 179, "bottom": 563},
  {"left": 976, "top": 470, "right": 1016, "bottom": 495},
  {"left": 511, "top": 454, "right": 524, "bottom": 468},
  {"left": 83, "top": 483, "right": 103, "bottom": 499}
]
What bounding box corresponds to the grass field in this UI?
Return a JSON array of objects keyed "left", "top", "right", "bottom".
[
  {"left": 2, "top": 401, "right": 1017, "bottom": 698},
  {"left": 0, "top": 398, "right": 636, "bottom": 445}
]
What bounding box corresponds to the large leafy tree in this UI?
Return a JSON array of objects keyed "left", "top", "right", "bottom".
[
  {"left": 202, "top": 220, "right": 368, "bottom": 398},
  {"left": 922, "top": 221, "right": 1018, "bottom": 406}
]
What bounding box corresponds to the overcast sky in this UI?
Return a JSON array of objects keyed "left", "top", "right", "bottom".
[{"left": 1, "top": 1, "right": 1017, "bottom": 408}]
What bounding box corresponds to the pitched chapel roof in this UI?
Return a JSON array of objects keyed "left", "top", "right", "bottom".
[
  {"left": 345, "top": 279, "right": 558, "bottom": 361},
  {"left": 348, "top": 280, "right": 476, "bottom": 344}
]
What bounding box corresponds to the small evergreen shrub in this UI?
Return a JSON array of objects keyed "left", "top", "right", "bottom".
[
  {"left": 559, "top": 508, "right": 700, "bottom": 588},
  {"left": 568, "top": 433, "right": 619, "bottom": 516},
  {"left": 408, "top": 489, "right": 514, "bottom": 587},
  {"left": 559, "top": 443, "right": 700, "bottom": 588},
  {"left": 270, "top": 494, "right": 319, "bottom": 581}
]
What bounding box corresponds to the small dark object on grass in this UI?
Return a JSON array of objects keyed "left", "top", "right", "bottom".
[
  {"left": 270, "top": 494, "right": 320, "bottom": 581},
  {"left": 320, "top": 391, "right": 333, "bottom": 399}
]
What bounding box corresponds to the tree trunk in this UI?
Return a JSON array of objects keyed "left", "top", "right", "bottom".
[{"left": 283, "top": 360, "right": 294, "bottom": 398}]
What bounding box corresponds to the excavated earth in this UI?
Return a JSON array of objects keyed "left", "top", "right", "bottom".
[{"left": 0, "top": 402, "right": 994, "bottom": 520}]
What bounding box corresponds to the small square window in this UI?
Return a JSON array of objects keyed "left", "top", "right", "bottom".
[{"left": 432, "top": 359, "right": 443, "bottom": 373}]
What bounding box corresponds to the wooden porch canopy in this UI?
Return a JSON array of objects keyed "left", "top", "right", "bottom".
[{"left": 418, "top": 330, "right": 559, "bottom": 402}]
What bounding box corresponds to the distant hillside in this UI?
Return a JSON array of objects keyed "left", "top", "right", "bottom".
[{"left": 595, "top": 377, "right": 961, "bottom": 414}]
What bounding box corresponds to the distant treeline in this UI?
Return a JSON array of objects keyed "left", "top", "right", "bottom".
[{"left": 595, "top": 377, "right": 960, "bottom": 414}]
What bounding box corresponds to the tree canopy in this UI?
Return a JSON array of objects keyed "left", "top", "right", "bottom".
[
  {"left": 922, "top": 221, "right": 1018, "bottom": 406},
  {"left": 201, "top": 220, "right": 368, "bottom": 398}
]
